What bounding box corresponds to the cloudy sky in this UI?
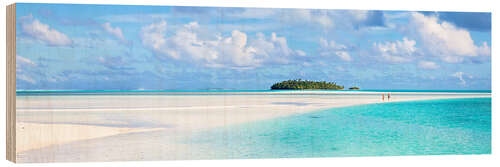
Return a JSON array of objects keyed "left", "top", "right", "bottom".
[{"left": 15, "top": 3, "right": 491, "bottom": 90}]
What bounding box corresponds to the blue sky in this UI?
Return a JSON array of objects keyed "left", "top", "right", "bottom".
[{"left": 15, "top": 3, "right": 491, "bottom": 90}]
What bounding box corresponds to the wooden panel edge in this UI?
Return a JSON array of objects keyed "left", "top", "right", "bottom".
[{"left": 6, "top": 3, "right": 16, "bottom": 163}]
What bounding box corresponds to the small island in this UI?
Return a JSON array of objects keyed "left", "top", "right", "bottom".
[
  {"left": 271, "top": 79, "right": 344, "bottom": 90},
  {"left": 349, "top": 87, "right": 360, "bottom": 90}
]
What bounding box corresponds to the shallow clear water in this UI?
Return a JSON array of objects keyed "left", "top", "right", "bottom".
[
  {"left": 16, "top": 89, "right": 491, "bottom": 96},
  {"left": 190, "top": 98, "right": 491, "bottom": 158}
]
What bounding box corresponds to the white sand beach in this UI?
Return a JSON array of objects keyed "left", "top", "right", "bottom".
[
  {"left": 15, "top": 91, "right": 491, "bottom": 162},
  {"left": 16, "top": 122, "right": 162, "bottom": 153}
]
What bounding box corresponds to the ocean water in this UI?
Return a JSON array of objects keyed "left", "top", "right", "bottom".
[
  {"left": 16, "top": 89, "right": 491, "bottom": 96},
  {"left": 189, "top": 98, "right": 491, "bottom": 158}
]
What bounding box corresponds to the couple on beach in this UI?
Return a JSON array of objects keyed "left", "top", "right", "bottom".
[{"left": 382, "top": 93, "right": 391, "bottom": 101}]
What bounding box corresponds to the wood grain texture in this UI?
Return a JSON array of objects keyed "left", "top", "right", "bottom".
[{"left": 6, "top": 3, "right": 16, "bottom": 163}]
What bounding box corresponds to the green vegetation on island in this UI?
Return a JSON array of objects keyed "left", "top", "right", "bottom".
[
  {"left": 349, "top": 86, "right": 360, "bottom": 90},
  {"left": 270, "top": 79, "right": 344, "bottom": 90}
]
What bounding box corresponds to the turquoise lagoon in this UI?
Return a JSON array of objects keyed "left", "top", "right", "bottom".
[{"left": 189, "top": 98, "right": 491, "bottom": 158}]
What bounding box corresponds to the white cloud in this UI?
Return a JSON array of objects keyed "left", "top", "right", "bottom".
[
  {"left": 251, "top": 32, "right": 305, "bottom": 64},
  {"left": 296, "top": 50, "right": 307, "bottom": 57},
  {"left": 222, "top": 8, "right": 333, "bottom": 28},
  {"left": 372, "top": 37, "right": 417, "bottom": 63},
  {"left": 320, "top": 38, "right": 347, "bottom": 50},
  {"left": 286, "top": 9, "right": 334, "bottom": 28},
  {"left": 228, "top": 9, "right": 384, "bottom": 30},
  {"left": 408, "top": 12, "right": 490, "bottom": 63},
  {"left": 140, "top": 21, "right": 303, "bottom": 69},
  {"left": 340, "top": 10, "right": 383, "bottom": 28},
  {"left": 16, "top": 55, "right": 36, "bottom": 71},
  {"left": 282, "top": 10, "right": 378, "bottom": 29},
  {"left": 16, "top": 55, "right": 37, "bottom": 78},
  {"left": 140, "top": 20, "right": 171, "bottom": 57},
  {"left": 19, "top": 14, "right": 72, "bottom": 46},
  {"left": 477, "top": 42, "right": 491, "bottom": 57},
  {"left": 319, "top": 38, "right": 352, "bottom": 62},
  {"left": 418, "top": 61, "right": 439, "bottom": 70},
  {"left": 16, "top": 55, "right": 69, "bottom": 85},
  {"left": 16, "top": 55, "right": 37, "bottom": 84},
  {"left": 336, "top": 51, "right": 352, "bottom": 62},
  {"left": 451, "top": 72, "right": 467, "bottom": 85},
  {"left": 102, "top": 22, "right": 127, "bottom": 43},
  {"left": 18, "top": 74, "right": 36, "bottom": 84},
  {"left": 16, "top": 55, "right": 37, "bottom": 73}
]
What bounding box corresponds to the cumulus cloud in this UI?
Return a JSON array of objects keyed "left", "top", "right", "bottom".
[
  {"left": 140, "top": 21, "right": 304, "bottom": 69},
  {"left": 372, "top": 37, "right": 417, "bottom": 63},
  {"left": 408, "top": 12, "right": 490, "bottom": 63},
  {"left": 19, "top": 14, "right": 72, "bottom": 46},
  {"left": 319, "top": 38, "right": 352, "bottom": 62},
  {"left": 102, "top": 22, "right": 127, "bottom": 43},
  {"left": 418, "top": 61, "right": 439, "bottom": 70},
  {"left": 140, "top": 21, "right": 170, "bottom": 56}
]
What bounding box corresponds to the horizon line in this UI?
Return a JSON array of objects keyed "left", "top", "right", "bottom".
[{"left": 16, "top": 89, "right": 492, "bottom": 93}]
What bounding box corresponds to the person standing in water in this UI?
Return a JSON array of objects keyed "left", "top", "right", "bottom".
[
  {"left": 387, "top": 93, "right": 391, "bottom": 101},
  {"left": 382, "top": 94, "right": 385, "bottom": 101}
]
